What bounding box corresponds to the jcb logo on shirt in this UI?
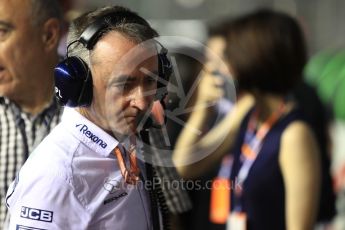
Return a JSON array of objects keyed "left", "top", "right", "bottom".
[{"left": 20, "top": 206, "right": 53, "bottom": 223}]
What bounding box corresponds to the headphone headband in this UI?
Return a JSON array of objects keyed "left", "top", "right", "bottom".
[{"left": 79, "top": 11, "right": 150, "bottom": 50}]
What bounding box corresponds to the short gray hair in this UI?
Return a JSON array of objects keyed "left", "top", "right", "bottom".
[
  {"left": 67, "top": 5, "right": 158, "bottom": 65},
  {"left": 30, "top": 0, "right": 63, "bottom": 25}
]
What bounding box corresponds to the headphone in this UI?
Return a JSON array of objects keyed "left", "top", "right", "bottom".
[{"left": 54, "top": 11, "right": 172, "bottom": 108}]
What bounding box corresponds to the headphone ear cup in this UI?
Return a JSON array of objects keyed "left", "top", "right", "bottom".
[
  {"left": 54, "top": 56, "right": 93, "bottom": 107},
  {"left": 156, "top": 52, "right": 172, "bottom": 101}
]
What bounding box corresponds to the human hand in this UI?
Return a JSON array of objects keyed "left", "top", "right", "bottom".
[{"left": 195, "top": 68, "right": 225, "bottom": 108}]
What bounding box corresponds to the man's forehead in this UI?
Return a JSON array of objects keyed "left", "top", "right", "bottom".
[
  {"left": 0, "top": 0, "right": 32, "bottom": 24},
  {"left": 106, "top": 58, "right": 159, "bottom": 82},
  {"left": 92, "top": 31, "right": 158, "bottom": 63},
  {"left": 2, "top": 0, "right": 31, "bottom": 15}
]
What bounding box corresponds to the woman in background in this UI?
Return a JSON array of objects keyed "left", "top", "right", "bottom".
[{"left": 225, "top": 9, "right": 320, "bottom": 229}]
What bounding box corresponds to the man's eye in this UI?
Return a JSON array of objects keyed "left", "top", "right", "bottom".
[
  {"left": 107, "top": 83, "right": 123, "bottom": 93},
  {"left": 0, "top": 28, "right": 9, "bottom": 40},
  {"left": 123, "top": 83, "right": 132, "bottom": 90}
]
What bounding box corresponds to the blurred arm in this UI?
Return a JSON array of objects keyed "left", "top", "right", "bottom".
[
  {"left": 172, "top": 71, "right": 253, "bottom": 178},
  {"left": 279, "top": 121, "right": 321, "bottom": 230}
]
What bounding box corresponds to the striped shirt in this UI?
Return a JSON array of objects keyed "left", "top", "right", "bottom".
[
  {"left": 148, "top": 126, "right": 192, "bottom": 214},
  {"left": 0, "top": 97, "right": 63, "bottom": 229}
]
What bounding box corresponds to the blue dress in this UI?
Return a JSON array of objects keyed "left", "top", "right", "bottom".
[{"left": 230, "top": 108, "right": 305, "bottom": 230}]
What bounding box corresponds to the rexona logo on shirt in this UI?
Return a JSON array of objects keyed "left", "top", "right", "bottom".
[
  {"left": 76, "top": 124, "right": 108, "bottom": 149},
  {"left": 20, "top": 206, "right": 53, "bottom": 223}
]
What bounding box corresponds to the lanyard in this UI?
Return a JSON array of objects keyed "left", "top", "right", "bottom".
[
  {"left": 113, "top": 136, "right": 140, "bottom": 185},
  {"left": 234, "top": 102, "right": 286, "bottom": 210}
]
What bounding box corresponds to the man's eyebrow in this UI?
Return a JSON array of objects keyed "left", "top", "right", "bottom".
[
  {"left": 110, "top": 75, "right": 136, "bottom": 84},
  {"left": 109, "top": 70, "right": 159, "bottom": 85}
]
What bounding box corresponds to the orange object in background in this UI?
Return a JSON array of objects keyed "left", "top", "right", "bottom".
[
  {"left": 210, "top": 177, "right": 230, "bottom": 224},
  {"left": 151, "top": 101, "right": 165, "bottom": 125}
]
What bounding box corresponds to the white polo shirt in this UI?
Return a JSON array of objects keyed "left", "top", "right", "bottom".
[{"left": 5, "top": 107, "right": 152, "bottom": 230}]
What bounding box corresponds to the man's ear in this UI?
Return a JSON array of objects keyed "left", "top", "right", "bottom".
[{"left": 42, "top": 18, "right": 61, "bottom": 52}]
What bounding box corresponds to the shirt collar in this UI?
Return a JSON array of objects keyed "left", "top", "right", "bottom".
[{"left": 61, "top": 107, "right": 119, "bottom": 157}]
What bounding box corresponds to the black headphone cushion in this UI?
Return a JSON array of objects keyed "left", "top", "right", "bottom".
[
  {"left": 54, "top": 56, "right": 93, "bottom": 107},
  {"left": 156, "top": 52, "right": 172, "bottom": 101}
]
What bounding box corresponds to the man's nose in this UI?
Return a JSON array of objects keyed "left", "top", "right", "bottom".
[{"left": 129, "top": 86, "right": 151, "bottom": 110}]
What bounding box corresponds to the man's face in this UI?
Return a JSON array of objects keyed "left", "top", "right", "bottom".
[
  {"left": 0, "top": 0, "right": 46, "bottom": 100},
  {"left": 89, "top": 31, "right": 158, "bottom": 138}
]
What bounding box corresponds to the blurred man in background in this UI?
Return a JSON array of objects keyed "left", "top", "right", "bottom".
[{"left": 0, "top": 0, "right": 63, "bottom": 228}]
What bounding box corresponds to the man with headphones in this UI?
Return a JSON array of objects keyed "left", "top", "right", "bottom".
[{"left": 6, "top": 5, "right": 171, "bottom": 230}]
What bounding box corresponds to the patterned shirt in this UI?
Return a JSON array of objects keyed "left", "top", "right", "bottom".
[
  {"left": 148, "top": 127, "right": 192, "bottom": 215},
  {"left": 0, "top": 97, "right": 62, "bottom": 229}
]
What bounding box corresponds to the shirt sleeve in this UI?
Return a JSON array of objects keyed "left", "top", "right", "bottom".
[{"left": 6, "top": 169, "right": 91, "bottom": 230}]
